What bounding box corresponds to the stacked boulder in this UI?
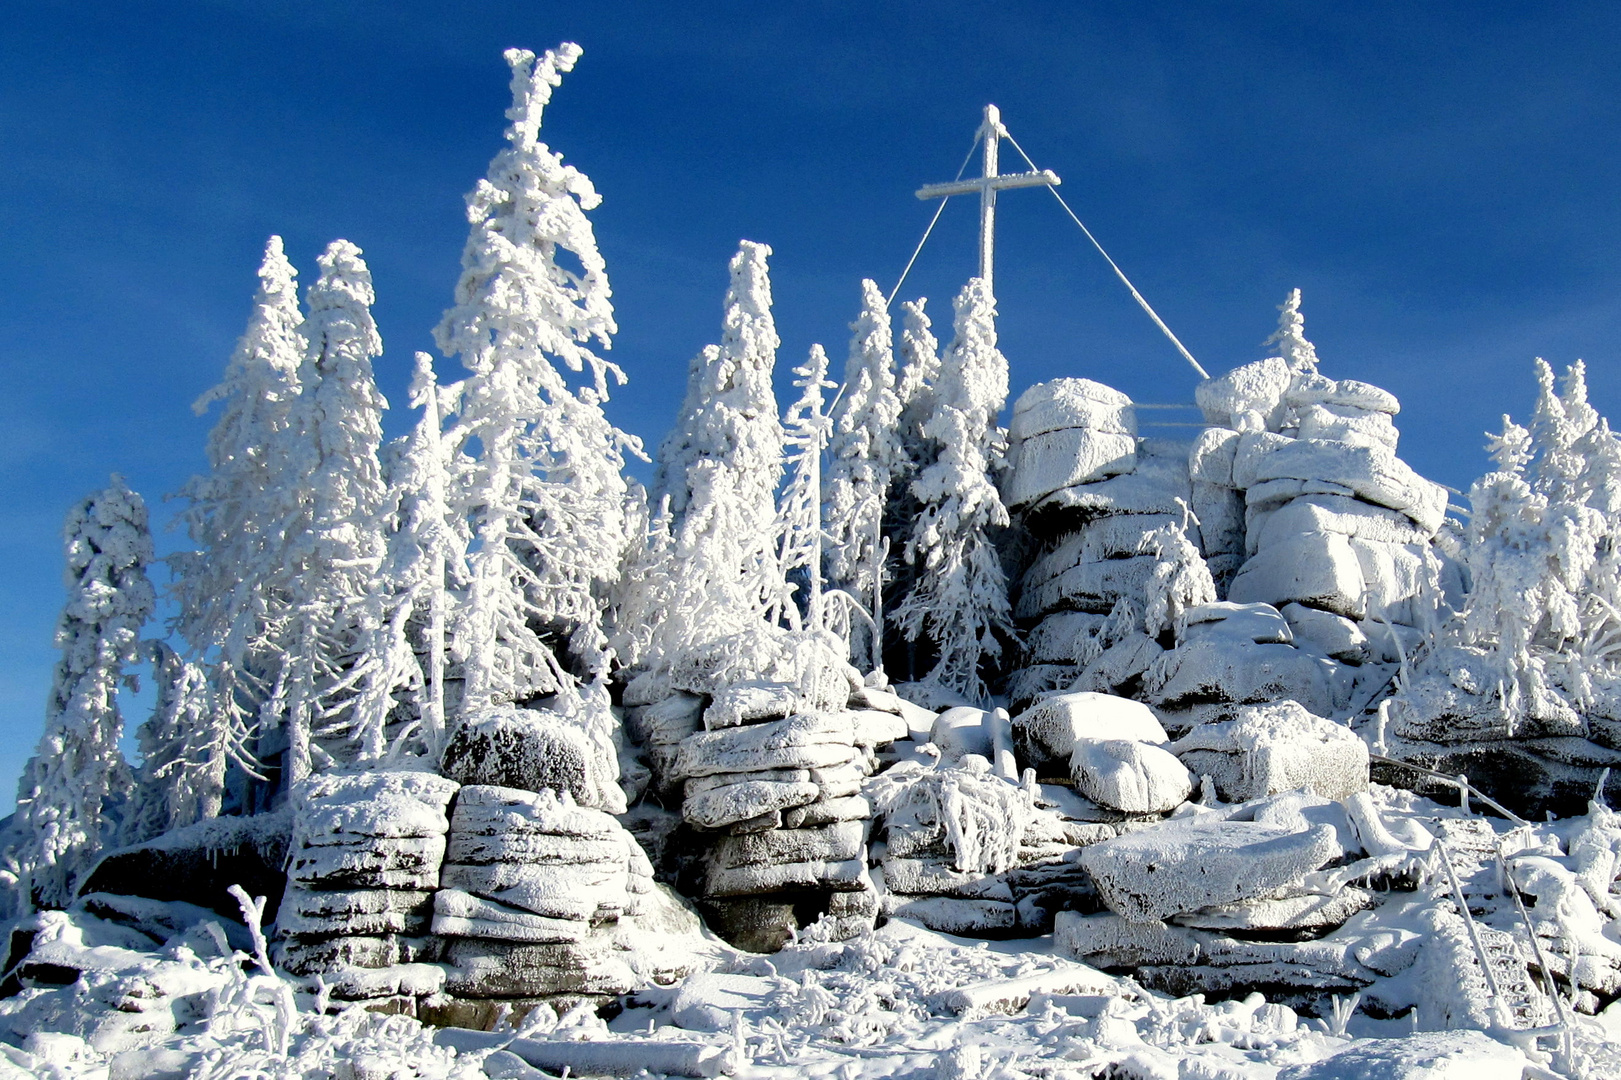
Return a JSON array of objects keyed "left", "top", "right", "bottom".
[
  {"left": 1013, "top": 692, "right": 1193, "bottom": 815},
  {"left": 1139, "top": 601, "right": 1334, "bottom": 737},
  {"left": 1055, "top": 787, "right": 1403, "bottom": 1011},
  {"left": 870, "top": 720, "right": 1109, "bottom": 938},
  {"left": 275, "top": 770, "right": 458, "bottom": 990},
  {"left": 624, "top": 630, "right": 899, "bottom": 951},
  {"left": 1191, "top": 359, "right": 1450, "bottom": 695},
  {"left": 431, "top": 706, "right": 687, "bottom": 1016},
  {"left": 433, "top": 786, "right": 652, "bottom": 1012},
  {"left": 1002, "top": 379, "right": 1215, "bottom": 712}
]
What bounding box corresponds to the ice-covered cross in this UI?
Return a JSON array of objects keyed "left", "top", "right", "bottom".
[{"left": 915, "top": 104, "right": 1061, "bottom": 296}]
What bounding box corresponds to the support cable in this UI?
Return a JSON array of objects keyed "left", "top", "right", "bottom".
[
  {"left": 1003, "top": 131, "right": 1209, "bottom": 380},
  {"left": 887, "top": 137, "right": 981, "bottom": 308}
]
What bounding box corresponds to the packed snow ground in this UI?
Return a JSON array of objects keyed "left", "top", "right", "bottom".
[{"left": 4, "top": 783, "right": 1618, "bottom": 1080}]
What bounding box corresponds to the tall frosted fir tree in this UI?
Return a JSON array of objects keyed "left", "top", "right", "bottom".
[
  {"left": 650, "top": 242, "right": 785, "bottom": 660},
  {"left": 174, "top": 236, "right": 304, "bottom": 803},
  {"left": 279, "top": 239, "right": 388, "bottom": 780},
  {"left": 825, "top": 280, "right": 903, "bottom": 668},
  {"left": 777, "top": 343, "right": 837, "bottom": 632},
  {"left": 1263, "top": 288, "right": 1319, "bottom": 373},
  {"left": 363, "top": 353, "right": 464, "bottom": 757},
  {"left": 892, "top": 278, "right": 1014, "bottom": 705},
  {"left": 12, "top": 479, "right": 155, "bottom": 910},
  {"left": 437, "top": 44, "right": 636, "bottom": 711},
  {"left": 127, "top": 642, "right": 217, "bottom": 844}
]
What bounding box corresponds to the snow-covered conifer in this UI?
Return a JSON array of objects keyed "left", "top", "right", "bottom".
[
  {"left": 173, "top": 236, "right": 304, "bottom": 794},
  {"left": 127, "top": 642, "right": 219, "bottom": 844},
  {"left": 825, "top": 280, "right": 903, "bottom": 665},
  {"left": 1263, "top": 288, "right": 1318, "bottom": 372},
  {"left": 436, "top": 44, "right": 636, "bottom": 709},
  {"left": 608, "top": 492, "right": 678, "bottom": 672},
  {"left": 892, "top": 278, "right": 1014, "bottom": 705},
  {"left": 894, "top": 297, "right": 942, "bottom": 472},
  {"left": 13, "top": 478, "right": 155, "bottom": 909},
  {"left": 357, "top": 353, "right": 464, "bottom": 758},
  {"left": 648, "top": 242, "right": 785, "bottom": 662},
  {"left": 1408, "top": 360, "right": 1621, "bottom": 734},
  {"left": 279, "top": 239, "right": 389, "bottom": 778},
  {"left": 777, "top": 344, "right": 837, "bottom": 631}
]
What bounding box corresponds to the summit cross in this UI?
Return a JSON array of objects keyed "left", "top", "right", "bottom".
[{"left": 916, "top": 104, "right": 1061, "bottom": 295}]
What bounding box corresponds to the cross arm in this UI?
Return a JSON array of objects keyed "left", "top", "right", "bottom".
[{"left": 915, "top": 169, "right": 1061, "bottom": 201}]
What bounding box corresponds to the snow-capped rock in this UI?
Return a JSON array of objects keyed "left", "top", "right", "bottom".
[
  {"left": 1079, "top": 818, "right": 1342, "bottom": 922},
  {"left": 1069, "top": 739, "right": 1193, "bottom": 814},
  {"left": 1171, "top": 701, "right": 1370, "bottom": 802},
  {"left": 441, "top": 706, "right": 619, "bottom": 810}
]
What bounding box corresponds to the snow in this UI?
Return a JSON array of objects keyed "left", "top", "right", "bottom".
[
  {"left": 1069, "top": 740, "right": 1194, "bottom": 814},
  {"left": 1079, "top": 819, "right": 1342, "bottom": 922},
  {"left": 1171, "top": 702, "right": 1370, "bottom": 803},
  {"left": 1274, "top": 1031, "right": 1528, "bottom": 1080},
  {"left": 17, "top": 48, "right": 1621, "bottom": 1080}
]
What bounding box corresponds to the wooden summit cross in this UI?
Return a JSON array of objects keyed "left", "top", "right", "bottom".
[{"left": 915, "top": 104, "right": 1061, "bottom": 295}]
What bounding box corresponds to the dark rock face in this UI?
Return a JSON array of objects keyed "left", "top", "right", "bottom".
[
  {"left": 698, "top": 894, "right": 826, "bottom": 953},
  {"left": 1374, "top": 736, "right": 1621, "bottom": 820},
  {"left": 78, "top": 809, "right": 291, "bottom": 923},
  {"left": 441, "top": 706, "right": 601, "bottom": 806}
]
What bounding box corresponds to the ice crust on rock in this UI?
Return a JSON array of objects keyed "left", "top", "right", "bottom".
[
  {"left": 1145, "top": 637, "right": 1332, "bottom": 716},
  {"left": 1014, "top": 692, "right": 1169, "bottom": 760},
  {"left": 1180, "top": 601, "right": 1293, "bottom": 645},
  {"left": 293, "top": 769, "right": 458, "bottom": 837},
  {"left": 443, "top": 937, "right": 637, "bottom": 997},
  {"left": 1080, "top": 818, "right": 1341, "bottom": 922},
  {"left": 1008, "top": 377, "right": 1136, "bottom": 441},
  {"left": 1003, "top": 427, "right": 1138, "bottom": 508},
  {"left": 441, "top": 706, "right": 620, "bottom": 810},
  {"left": 1069, "top": 739, "right": 1192, "bottom": 814},
  {"left": 683, "top": 778, "right": 822, "bottom": 829},
  {"left": 673, "top": 711, "right": 855, "bottom": 779},
  {"left": 1171, "top": 701, "right": 1370, "bottom": 802}
]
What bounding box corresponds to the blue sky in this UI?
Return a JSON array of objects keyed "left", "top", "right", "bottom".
[{"left": 4, "top": 1, "right": 1621, "bottom": 811}]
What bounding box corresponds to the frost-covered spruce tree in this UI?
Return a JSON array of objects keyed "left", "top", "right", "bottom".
[
  {"left": 649, "top": 242, "right": 785, "bottom": 661},
  {"left": 825, "top": 280, "right": 903, "bottom": 667},
  {"left": 892, "top": 278, "right": 1014, "bottom": 706},
  {"left": 357, "top": 353, "right": 464, "bottom": 758},
  {"left": 894, "top": 297, "right": 942, "bottom": 474},
  {"left": 884, "top": 297, "right": 943, "bottom": 656},
  {"left": 127, "top": 642, "right": 218, "bottom": 844},
  {"left": 1405, "top": 359, "right": 1621, "bottom": 737},
  {"left": 278, "top": 239, "right": 389, "bottom": 779},
  {"left": 1263, "top": 287, "right": 1319, "bottom": 372},
  {"left": 173, "top": 236, "right": 304, "bottom": 796},
  {"left": 608, "top": 492, "right": 679, "bottom": 672},
  {"left": 777, "top": 343, "right": 837, "bottom": 632},
  {"left": 13, "top": 478, "right": 155, "bottom": 909},
  {"left": 436, "top": 44, "right": 635, "bottom": 711}
]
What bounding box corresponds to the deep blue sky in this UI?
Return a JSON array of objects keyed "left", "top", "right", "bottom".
[{"left": 4, "top": 1, "right": 1621, "bottom": 811}]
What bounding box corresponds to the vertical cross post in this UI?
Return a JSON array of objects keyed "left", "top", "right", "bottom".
[
  {"left": 979, "top": 104, "right": 1000, "bottom": 291},
  {"left": 916, "top": 105, "right": 1060, "bottom": 297}
]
